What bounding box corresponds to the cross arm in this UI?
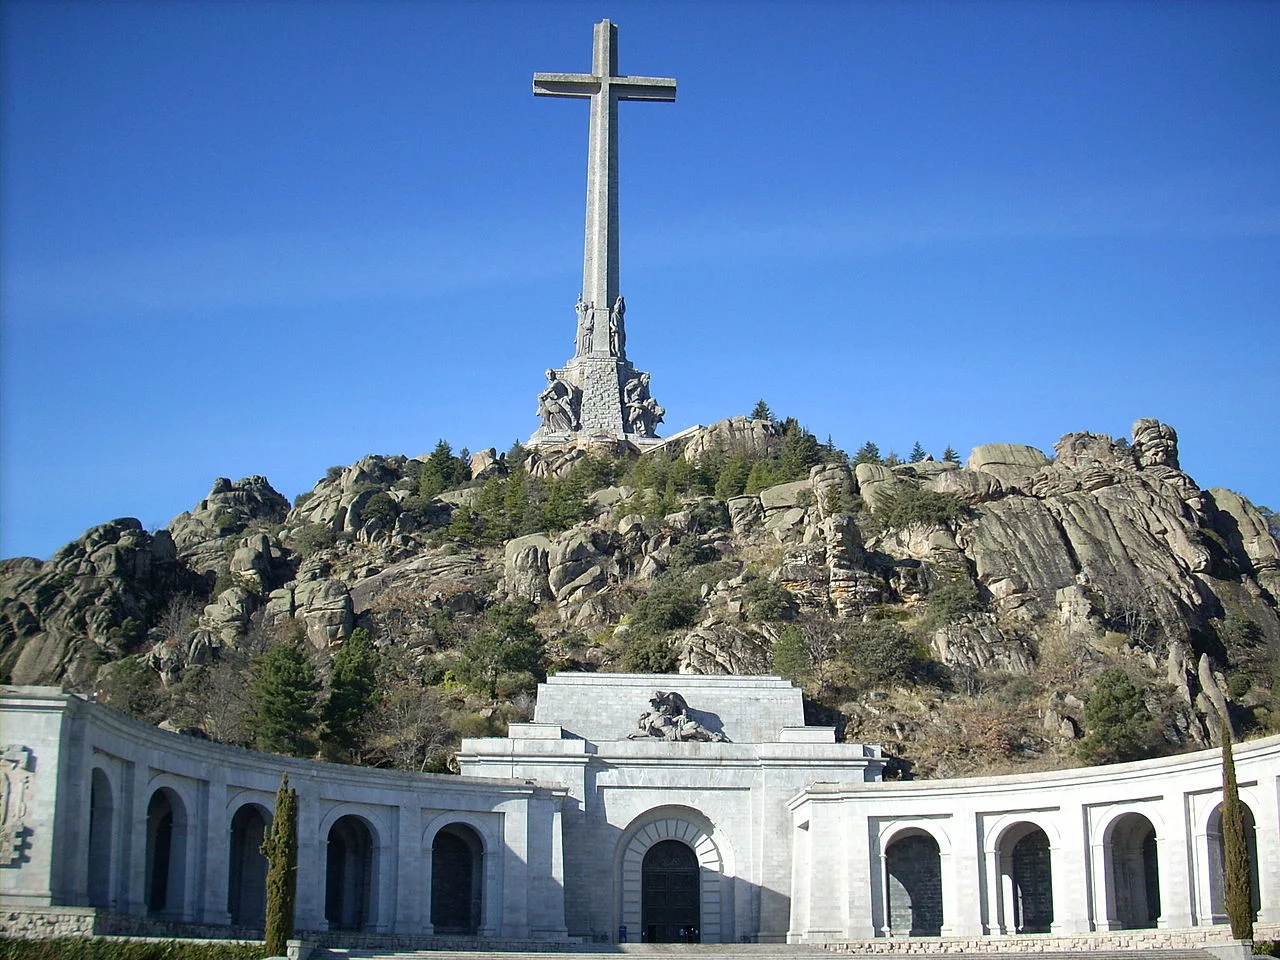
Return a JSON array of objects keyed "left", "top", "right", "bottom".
[
  {"left": 533, "top": 72, "right": 598, "bottom": 98},
  {"left": 613, "top": 76, "right": 677, "bottom": 102}
]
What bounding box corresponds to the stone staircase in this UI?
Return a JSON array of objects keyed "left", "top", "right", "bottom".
[{"left": 314, "top": 946, "right": 1227, "bottom": 960}]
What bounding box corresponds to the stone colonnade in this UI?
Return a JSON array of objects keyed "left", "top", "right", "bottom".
[
  {"left": 0, "top": 687, "right": 567, "bottom": 940},
  {"left": 787, "top": 738, "right": 1280, "bottom": 942}
]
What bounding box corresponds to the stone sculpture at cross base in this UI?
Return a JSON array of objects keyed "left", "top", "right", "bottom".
[{"left": 528, "top": 19, "right": 675, "bottom": 451}]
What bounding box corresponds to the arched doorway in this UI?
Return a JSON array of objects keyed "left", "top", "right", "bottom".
[
  {"left": 145, "top": 788, "right": 187, "bottom": 917},
  {"left": 87, "top": 769, "right": 114, "bottom": 908},
  {"left": 1009, "top": 827, "right": 1053, "bottom": 933},
  {"left": 1207, "top": 801, "right": 1260, "bottom": 921},
  {"left": 617, "top": 810, "right": 729, "bottom": 943},
  {"left": 642, "top": 840, "right": 700, "bottom": 943},
  {"left": 228, "top": 804, "right": 271, "bottom": 928},
  {"left": 885, "top": 832, "right": 942, "bottom": 936},
  {"left": 326, "top": 815, "right": 374, "bottom": 931},
  {"left": 1107, "top": 813, "right": 1160, "bottom": 929},
  {"left": 431, "top": 823, "right": 483, "bottom": 935}
]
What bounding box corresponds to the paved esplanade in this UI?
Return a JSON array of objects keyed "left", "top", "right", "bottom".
[{"left": 530, "top": 20, "right": 674, "bottom": 446}]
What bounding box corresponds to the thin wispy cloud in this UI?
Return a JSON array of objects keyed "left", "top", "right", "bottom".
[{"left": 2, "top": 220, "right": 577, "bottom": 320}]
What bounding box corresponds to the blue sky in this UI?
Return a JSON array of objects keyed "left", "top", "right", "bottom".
[{"left": 2, "top": 0, "right": 1277, "bottom": 560}]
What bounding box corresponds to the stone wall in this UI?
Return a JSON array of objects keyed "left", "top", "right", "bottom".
[{"left": 822, "top": 924, "right": 1280, "bottom": 953}]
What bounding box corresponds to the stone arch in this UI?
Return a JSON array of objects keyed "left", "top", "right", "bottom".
[
  {"left": 884, "top": 828, "right": 943, "bottom": 937},
  {"left": 1002, "top": 822, "right": 1054, "bottom": 934},
  {"left": 983, "top": 815, "right": 1060, "bottom": 935},
  {"left": 617, "top": 807, "right": 731, "bottom": 943},
  {"left": 422, "top": 811, "right": 502, "bottom": 937},
  {"left": 145, "top": 786, "right": 189, "bottom": 917},
  {"left": 1103, "top": 812, "right": 1161, "bottom": 929},
  {"left": 87, "top": 767, "right": 115, "bottom": 909},
  {"left": 1206, "top": 800, "right": 1260, "bottom": 922},
  {"left": 431, "top": 822, "right": 484, "bottom": 935},
  {"left": 325, "top": 814, "right": 376, "bottom": 931},
  {"left": 227, "top": 803, "right": 272, "bottom": 928}
]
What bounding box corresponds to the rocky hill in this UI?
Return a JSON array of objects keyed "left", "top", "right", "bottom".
[{"left": 2, "top": 416, "right": 1277, "bottom": 777}]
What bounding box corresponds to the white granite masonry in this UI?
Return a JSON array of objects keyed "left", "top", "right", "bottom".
[{"left": 3, "top": 676, "right": 1278, "bottom": 952}]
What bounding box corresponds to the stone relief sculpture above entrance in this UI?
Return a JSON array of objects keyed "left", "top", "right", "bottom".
[
  {"left": 629, "top": 690, "right": 728, "bottom": 742},
  {"left": 528, "top": 21, "right": 673, "bottom": 448}
]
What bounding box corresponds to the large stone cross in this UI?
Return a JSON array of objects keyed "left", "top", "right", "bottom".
[{"left": 534, "top": 19, "right": 676, "bottom": 359}]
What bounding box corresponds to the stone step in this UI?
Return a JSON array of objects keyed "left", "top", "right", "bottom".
[{"left": 321, "top": 950, "right": 1222, "bottom": 960}]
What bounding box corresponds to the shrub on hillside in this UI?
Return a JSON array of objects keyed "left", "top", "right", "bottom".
[
  {"left": 1077, "top": 668, "right": 1158, "bottom": 764},
  {"left": 874, "top": 485, "right": 968, "bottom": 529}
]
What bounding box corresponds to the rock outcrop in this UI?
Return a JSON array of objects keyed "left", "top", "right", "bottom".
[
  {"left": 0, "top": 519, "right": 189, "bottom": 685},
  {"left": 2, "top": 415, "right": 1277, "bottom": 774}
]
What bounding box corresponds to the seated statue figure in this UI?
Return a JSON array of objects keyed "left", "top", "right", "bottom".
[{"left": 537, "top": 370, "right": 579, "bottom": 433}]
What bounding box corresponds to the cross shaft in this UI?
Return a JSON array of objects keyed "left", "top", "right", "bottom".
[{"left": 534, "top": 20, "right": 675, "bottom": 357}]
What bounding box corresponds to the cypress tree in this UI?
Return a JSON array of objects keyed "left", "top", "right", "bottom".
[
  {"left": 1219, "top": 714, "right": 1253, "bottom": 941},
  {"left": 261, "top": 774, "right": 298, "bottom": 956}
]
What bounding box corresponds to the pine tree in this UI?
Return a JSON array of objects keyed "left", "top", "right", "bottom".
[
  {"left": 1077, "top": 669, "right": 1155, "bottom": 764},
  {"left": 714, "top": 453, "right": 752, "bottom": 500},
  {"left": 744, "top": 460, "right": 777, "bottom": 495},
  {"left": 446, "top": 504, "right": 480, "bottom": 541},
  {"left": 750, "top": 399, "right": 773, "bottom": 421},
  {"left": 261, "top": 774, "right": 298, "bottom": 956},
  {"left": 457, "top": 602, "right": 546, "bottom": 699},
  {"left": 942, "top": 445, "right": 961, "bottom": 464},
  {"left": 779, "top": 419, "right": 821, "bottom": 479},
  {"left": 852, "top": 441, "right": 883, "bottom": 465},
  {"left": 771, "top": 625, "right": 811, "bottom": 686},
  {"left": 884, "top": 450, "right": 901, "bottom": 467},
  {"left": 1219, "top": 714, "right": 1253, "bottom": 941},
  {"left": 248, "top": 634, "right": 319, "bottom": 757},
  {"left": 419, "top": 439, "right": 464, "bottom": 499},
  {"left": 320, "top": 628, "right": 380, "bottom": 763},
  {"left": 909, "top": 441, "right": 927, "bottom": 463}
]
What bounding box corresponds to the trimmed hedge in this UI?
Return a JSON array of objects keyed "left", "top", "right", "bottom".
[{"left": 0, "top": 940, "right": 264, "bottom": 960}]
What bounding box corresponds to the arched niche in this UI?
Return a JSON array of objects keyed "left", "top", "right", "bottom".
[
  {"left": 145, "top": 787, "right": 189, "bottom": 917},
  {"left": 431, "top": 822, "right": 484, "bottom": 935},
  {"left": 228, "top": 803, "right": 272, "bottom": 928},
  {"left": 325, "top": 814, "right": 376, "bottom": 932},
  {"left": 87, "top": 768, "right": 114, "bottom": 909},
  {"left": 884, "top": 829, "right": 943, "bottom": 937},
  {"left": 1105, "top": 812, "right": 1161, "bottom": 929}
]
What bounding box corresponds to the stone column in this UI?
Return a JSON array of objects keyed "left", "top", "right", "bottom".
[
  {"left": 497, "top": 798, "right": 530, "bottom": 938},
  {"left": 1156, "top": 796, "right": 1194, "bottom": 929},
  {"left": 946, "top": 813, "right": 984, "bottom": 936},
  {"left": 200, "top": 768, "right": 231, "bottom": 925},
  {"left": 394, "top": 804, "right": 423, "bottom": 934},
  {"left": 293, "top": 784, "right": 325, "bottom": 933},
  {"left": 1052, "top": 810, "right": 1093, "bottom": 934}
]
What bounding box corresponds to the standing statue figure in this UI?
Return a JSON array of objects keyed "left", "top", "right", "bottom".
[
  {"left": 575, "top": 296, "right": 593, "bottom": 355},
  {"left": 624, "top": 372, "right": 664, "bottom": 438},
  {"left": 608, "top": 296, "right": 627, "bottom": 358},
  {"left": 537, "top": 369, "right": 580, "bottom": 433}
]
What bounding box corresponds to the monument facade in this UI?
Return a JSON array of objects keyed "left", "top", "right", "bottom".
[
  {"left": 531, "top": 20, "right": 672, "bottom": 447},
  {"left": 3, "top": 678, "right": 1278, "bottom": 950}
]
